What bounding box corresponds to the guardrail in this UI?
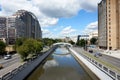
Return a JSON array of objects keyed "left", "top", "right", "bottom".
[
  {"left": 0, "top": 46, "right": 57, "bottom": 80},
  {"left": 0, "top": 55, "right": 38, "bottom": 80},
  {"left": 69, "top": 48, "right": 120, "bottom": 80}
]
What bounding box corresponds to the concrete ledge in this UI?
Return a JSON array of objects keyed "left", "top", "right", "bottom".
[{"left": 69, "top": 48, "right": 113, "bottom": 80}]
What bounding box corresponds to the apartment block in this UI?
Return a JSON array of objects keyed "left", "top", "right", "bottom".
[
  {"left": 98, "top": 0, "right": 120, "bottom": 50},
  {"left": 0, "top": 10, "right": 42, "bottom": 44}
]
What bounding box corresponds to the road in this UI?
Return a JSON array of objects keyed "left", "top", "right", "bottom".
[
  {"left": 0, "top": 54, "right": 21, "bottom": 68},
  {"left": 73, "top": 47, "right": 120, "bottom": 68},
  {"left": 89, "top": 47, "right": 120, "bottom": 68}
]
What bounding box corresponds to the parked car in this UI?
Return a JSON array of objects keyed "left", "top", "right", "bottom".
[
  {"left": 89, "top": 50, "right": 93, "bottom": 53},
  {"left": 0, "top": 64, "right": 3, "bottom": 69},
  {"left": 94, "top": 52, "right": 102, "bottom": 58},
  {"left": 4, "top": 54, "right": 12, "bottom": 60}
]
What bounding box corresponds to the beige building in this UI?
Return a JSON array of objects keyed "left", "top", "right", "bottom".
[{"left": 98, "top": 0, "right": 120, "bottom": 50}]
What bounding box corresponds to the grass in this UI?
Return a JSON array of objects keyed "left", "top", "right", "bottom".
[{"left": 80, "top": 50, "right": 120, "bottom": 74}]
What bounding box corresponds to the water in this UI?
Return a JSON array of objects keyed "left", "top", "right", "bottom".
[{"left": 26, "top": 48, "right": 92, "bottom": 80}]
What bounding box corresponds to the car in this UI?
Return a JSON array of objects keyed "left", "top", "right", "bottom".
[
  {"left": 89, "top": 50, "right": 93, "bottom": 53},
  {"left": 97, "top": 52, "right": 102, "bottom": 56},
  {"left": 0, "top": 64, "right": 3, "bottom": 69},
  {"left": 94, "top": 52, "right": 102, "bottom": 58},
  {"left": 4, "top": 54, "right": 12, "bottom": 60}
]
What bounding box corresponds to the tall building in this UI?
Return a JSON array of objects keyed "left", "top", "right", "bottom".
[
  {"left": 0, "top": 10, "right": 42, "bottom": 44},
  {"left": 0, "top": 17, "right": 7, "bottom": 43},
  {"left": 98, "top": 0, "right": 120, "bottom": 50}
]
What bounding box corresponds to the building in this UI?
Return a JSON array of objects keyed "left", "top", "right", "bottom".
[
  {"left": 98, "top": 0, "right": 120, "bottom": 50},
  {"left": 64, "top": 37, "right": 71, "bottom": 42},
  {"left": 0, "top": 17, "right": 7, "bottom": 43},
  {"left": 89, "top": 32, "right": 98, "bottom": 39},
  {"left": 13, "top": 10, "right": 42, "bottom": 39},
  {"left": 0, "top": 10, "right": 42, "bottom": 44}
]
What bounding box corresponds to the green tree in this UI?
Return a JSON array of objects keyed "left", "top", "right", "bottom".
[
  {"left": 17, "top": 44, "right": 29, "bottom": 61},
  {"left": 90, "top": 37, "right": 97, "bottom": 45},
  {"left": 17, "top": 38, "right": 43, "bottom": 61},
  {"left": 0, "top": 41, "right": 6, "bottom": 55},
  {"left": 68, "top": 40, "right": 75, "bottom": 45},
  {"left": 15, "top": 38, "right": 26, "bottom": 47},
  {"left": 43, "top": 38, "right": 55, "bottom": 47},
  {"left": 77, "top": 39, "right": 87, "bottom": 47},
  {"left": 32, "top": 39, "right": 43, "bottom": 54},
  {"left": 79, "top": 39, "right": 86, "bottom": 47}
]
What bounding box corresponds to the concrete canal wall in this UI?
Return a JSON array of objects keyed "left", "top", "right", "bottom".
[
  {"left": 69, "top": 48, "right": 114, "bottom": 80},
  {"left": 1, "top": 46, "right": 57, "bottom": 80}
]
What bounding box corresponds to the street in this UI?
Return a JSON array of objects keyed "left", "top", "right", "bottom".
[
  {"left": 73, "top": 47, "right": 120, "bottom": 69},
  {"left": 89, "top": 47, "right": 120, "bottom": 68},
  {"left": 0, "top": 54, "right": 21, "bottom": 68}
]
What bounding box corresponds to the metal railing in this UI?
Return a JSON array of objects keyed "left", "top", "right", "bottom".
[
  {"left": 70, "top": 48, "right": 120, "bottom": 80},
  {"left": 0, "top": 55, "right": 38, "bottom": 80}
]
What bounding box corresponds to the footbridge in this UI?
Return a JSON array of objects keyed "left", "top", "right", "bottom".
[{"left": 52, "top": 42, "right": 73, "bottom": 47}]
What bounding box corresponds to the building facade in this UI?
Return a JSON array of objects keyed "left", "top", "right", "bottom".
[
  {"left": 98, "top": 0, "right": 120, "bottom": 50},
  {"left": 98, "top": 0, "right": 107, "bottom": 49},
  {"left": 13, "top": 10, "right": 42, "bottom": 39},
  {"left": 0, "top": 17, "right": 7, "bottom": 43},
  {"left": 0, "top": 10, "right": 42, "bottom": 44}
]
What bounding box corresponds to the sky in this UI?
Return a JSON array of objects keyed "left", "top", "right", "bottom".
[{"left": 0, "top": 0, "right": 101, "bottom": 39}]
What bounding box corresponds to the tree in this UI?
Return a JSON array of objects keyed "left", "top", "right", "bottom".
[
  {"left": 90, "top": 37, "right": 97, "bottom": 45},
  {"left": 0, "top": 41, "right": 6, "bottom": 55},
  {"left": 79, "top": 39, "right": 86, "bottom": 47},
  {"left": 32, "top": 39, "right": 43, "bottom": 54},
  {"left": 77, "top": 39, "right": 87, "bottom": 47},
  {"left": 15, "top": 38, "right": 26, "bottom": 47},
  {"left": 17, "top": 44, "right": 29, "bottom": 61},
  {"left": 17, "top": 38, "right": 43, "bottom": 61},
  {"left": 68, "top": 40, "right": 75, "bottom": 45}
]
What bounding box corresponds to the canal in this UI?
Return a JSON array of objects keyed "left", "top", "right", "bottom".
[{"left": 26, "top": 47, "right": 93, "bottom": 80}]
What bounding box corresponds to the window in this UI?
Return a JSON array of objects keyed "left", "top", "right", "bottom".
[
  {"left": 109, "top": 26, "right": 111, "bottom": 29},
  {"left": 109, "top": 39, "right": 111, "bottom": 41},
  {"left": 109, "top": 35, "right": 111, "bottom": 37},
  {"left": 109, "top": 43, "right": 111, "bottom": 45}
]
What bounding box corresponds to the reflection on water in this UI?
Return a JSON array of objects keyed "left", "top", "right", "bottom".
[{"left": 27, "top": 48, "right": 92, "bottom": 80}]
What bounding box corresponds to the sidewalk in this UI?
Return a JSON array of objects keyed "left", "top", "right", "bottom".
[{"left": 102, "top": 50, "right": 120, "bottom": 59}]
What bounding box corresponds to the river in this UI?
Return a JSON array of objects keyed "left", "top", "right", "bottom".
[{"left": 26, "top": 47, "right": 92, "bottom": 80}]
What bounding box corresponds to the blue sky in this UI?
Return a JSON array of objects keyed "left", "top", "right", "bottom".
[
  {"left": 43, "top": 10, "right": 98, "bottom": 38},
  {"left": 0, "top": 0, "right": 101, "bottom": 38}
]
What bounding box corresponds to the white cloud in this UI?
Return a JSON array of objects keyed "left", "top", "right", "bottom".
[
  {"left": 35, "top": 0, "right": 80, "bottom": 18},
  {"left": 84, "top": 21, "right": 98, "bottom": 34},
  {"left": 61, "top": 26, "right": 76, "bottom": 35},
  {"left": 42, "top": 29, "right": 51, "bottom": 35},
  {"left": 80, "top": 0, "right": 101, "bottom": 12},
  {"left": 0, "top": 0, "right": 101, "bottom": 27}
]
